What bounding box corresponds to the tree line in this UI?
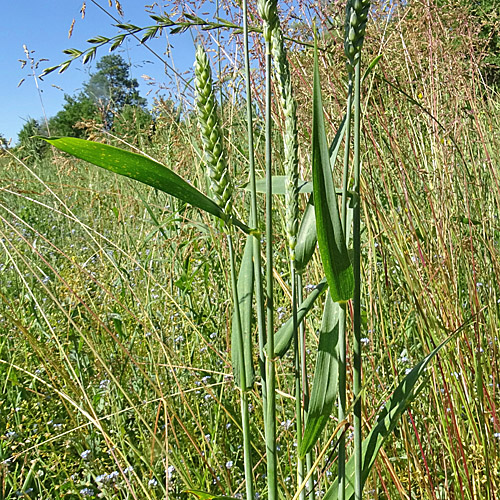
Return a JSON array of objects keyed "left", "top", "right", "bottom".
[{"left": 13, "top": 55, "right": 154, "bottom": 162}]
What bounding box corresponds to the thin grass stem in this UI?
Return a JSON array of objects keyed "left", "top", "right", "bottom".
[
  {"left": 352, "top": 58, "right": 362, "bottom": 500},
  {"left": 297, "top": 272, "right": 314, "bottom": 497},
  {"left": 292, "top": 266, "right": 304, "bottom": 499},
  {"left": 338, "top": 73, "right": 353, "bottom": 500},
  {"left": 337, "top": 304, "right": 347, "bottom": 500},
  {"left": 264, "top": 38, "right": 277, "bottom": 500}
]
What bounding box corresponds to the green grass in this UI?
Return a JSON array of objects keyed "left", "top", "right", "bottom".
[{"left": 1, "top": 1, "right": 500, "bottom": 499}]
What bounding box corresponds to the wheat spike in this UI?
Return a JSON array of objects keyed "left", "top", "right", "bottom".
[
  {"left": 194, "top": 45, "right": 233, "bottom": 215},
  {"left": 344, "top": 0, "right": 371, "bottom": 71},
  {"left": 257, "top": 0, "right": 279, "bottom": 43},
  {"left": 271, "top": 26, "right": 299, "bottom": 262}
]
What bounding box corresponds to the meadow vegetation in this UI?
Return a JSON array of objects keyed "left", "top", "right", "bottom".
[{"left": 1, "top": 0, "right": 500, "bottom": 499}]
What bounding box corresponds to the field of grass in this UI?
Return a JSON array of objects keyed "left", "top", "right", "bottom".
[{"left": 1, "top": 0, "right": 500, "bottom": 499}]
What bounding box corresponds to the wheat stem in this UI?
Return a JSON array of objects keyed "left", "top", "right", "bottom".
[{"left": 257, "top": 0, "right": 279, "bottom": 497}]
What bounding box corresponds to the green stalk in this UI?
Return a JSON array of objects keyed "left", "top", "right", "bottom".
[
  {"left": 264, "top": 38, "right": 278, "bottom": 500},
  {"left": 298, "top": 272, "right": 314, "bottom": 497},
  {"left": 343, "top": 0, "right": 369, "bottom": 493},
  {"left": 242, "top": 0, "right": 267, "bottom": 424},
  {"left": 257, "top": 2, "right": 278, "bottom": 497},
  {"left": 352, "top": 57, "right": 362, "bottom": 500},
  {"left": 474, "top": 335, "right": 492, "bottom": 498},
  {"left": 338, "top": 73, "right": 353, "bottom": 500},
  {"left": 292, "top": 266, "right": 304, "bottom": 500},
  {"left": 228, "top": 232, "right": 254, "bottom": 500},
  {"left": 337, "top": 304, "right": 347, "bottom": 500}
]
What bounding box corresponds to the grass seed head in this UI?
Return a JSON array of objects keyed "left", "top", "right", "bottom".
[
  {"left": 258, "top": 0, "right": 279, "bottom": 43},
  {"left": 194, "top": 45, "right": 233, "bottom": 215},
  {"left": 344, "top": 0, "right": 371, "bottom": 71},
  {"left": 271, "top": 27, "right": 299, "bottom": 261}
]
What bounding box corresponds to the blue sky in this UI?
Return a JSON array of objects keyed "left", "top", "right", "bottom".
[{"left": 0, "top": 1, "right": 200, "bottom": 143}]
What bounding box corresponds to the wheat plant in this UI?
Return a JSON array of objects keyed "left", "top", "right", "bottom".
[{"left": 14, "top": 1, "right": 490, "bottom": 499}]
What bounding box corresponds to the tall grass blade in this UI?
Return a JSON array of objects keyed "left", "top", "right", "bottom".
[
  {"left": 231, "top": 236, "right": 255, "bottom": 390},
  {"left": 311, "top": 47, "right": 353, "bottom": 303},
  {"left": 272, "top": 278, "right": 328, "bottom": 357},
  {"left": 38, "top": 137, "right": 251, "bottom": 233},
  {"left": 323, "top": 330, "right": 462, "bottom": 500},
  {"left": 295, "top": 105, "right": 350, "bottom": 273},
  {"left": 299, "top": 293, "right": 341, "bottom": 457}
]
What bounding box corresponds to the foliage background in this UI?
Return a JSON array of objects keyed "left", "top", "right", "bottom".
[{"left": 1, "top": 0, "right": 500, "bottom": 499}]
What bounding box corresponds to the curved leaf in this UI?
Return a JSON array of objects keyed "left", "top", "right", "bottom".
[
  {"left": 232, "top": 237, "right": 255, "bottom": 390},
  {"left": 311, "top": 46, "right": 353, "bottom": 303},
  {"left": 38, "top": 137, "right": 251, "bottom": 233},
  {"left": 299, "top": 294, "right": 341, "bottom": 457},
  {"left": 271, "top": 279, "right": 328, "bottom": 358},
  {"left": 296, "top": 105, "right": 349, "bottom": 274},
  {"left": 323, "top": 331, "right": 460, "bottom": 500}
]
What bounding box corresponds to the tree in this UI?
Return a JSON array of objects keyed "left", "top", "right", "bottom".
[
  {"left": 83, "top": 55, "right": 147, "bottom": 127},
  {"left": 48, "top": 93, "right": 102, "bottom": 138},
  {"left": 437, "top": 0, "right": 500, "bottom": 87},
  {"left": 17, "top": 118, "right": 47, "bottom": 163},
  {"left": 112, "top": 104, "right": 153, "bottom": 145},
  {"left": 472, "top": 0, "right": 500, "bottom": 87}
]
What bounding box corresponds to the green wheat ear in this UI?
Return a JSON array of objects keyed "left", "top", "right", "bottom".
[
  {"left": 258, "top": 0, "right": 298, "bottom": 261},
  {"left": 194, "top": 45, "right": 233, "bottom": 216},
  {"left": 257, "top": 0, "right": 279, "bottom": 43},
  {"left": 271, "top": 22, "right": 299, "bottom": 263},
  {"left": 344, "top": 0, "right": 371, "bottom": 72}
]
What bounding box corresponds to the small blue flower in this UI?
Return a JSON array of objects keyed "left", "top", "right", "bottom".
[
  {"left": 108, "top": 471, "right": 119, "bottom": 481},
  {"left": 168, "top": 465, "right": 175, "bottom": 479},
  {"left": 99, "top": 379, "right": 110, "bottom": 390},
  {"left": 148, "top": 478, "right": 158, "bottom": 487},
  {"left": 80, "top": 487, "right": 95, "bottom": 496},
  {"left": 80, "top": 450, "right": 91, "bottom": 460}
]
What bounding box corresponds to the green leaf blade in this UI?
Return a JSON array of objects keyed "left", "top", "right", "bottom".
[
  {"left": 300, "top": 294, "right": 341, "bottom": 457},
  {"left": 242, "top": 175, "right": 313, "bottom": 195},
  {"left": 271, "top": 279, "right": 328, "bottom": 358},
  {"left": 39, "top": 137, "right": 252, "bottom": 231},
  {"left": 295, "top": 196, "right": 317, "bottom": 273},
  {"left": 323, "top": 332, "right": 459, "bottom": 500},
  {"left": 311, "top": 49, "right": 353, "bottom": 303},
  {"left": 231, "top": 237, "right": 255, "bottom": 390}
]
